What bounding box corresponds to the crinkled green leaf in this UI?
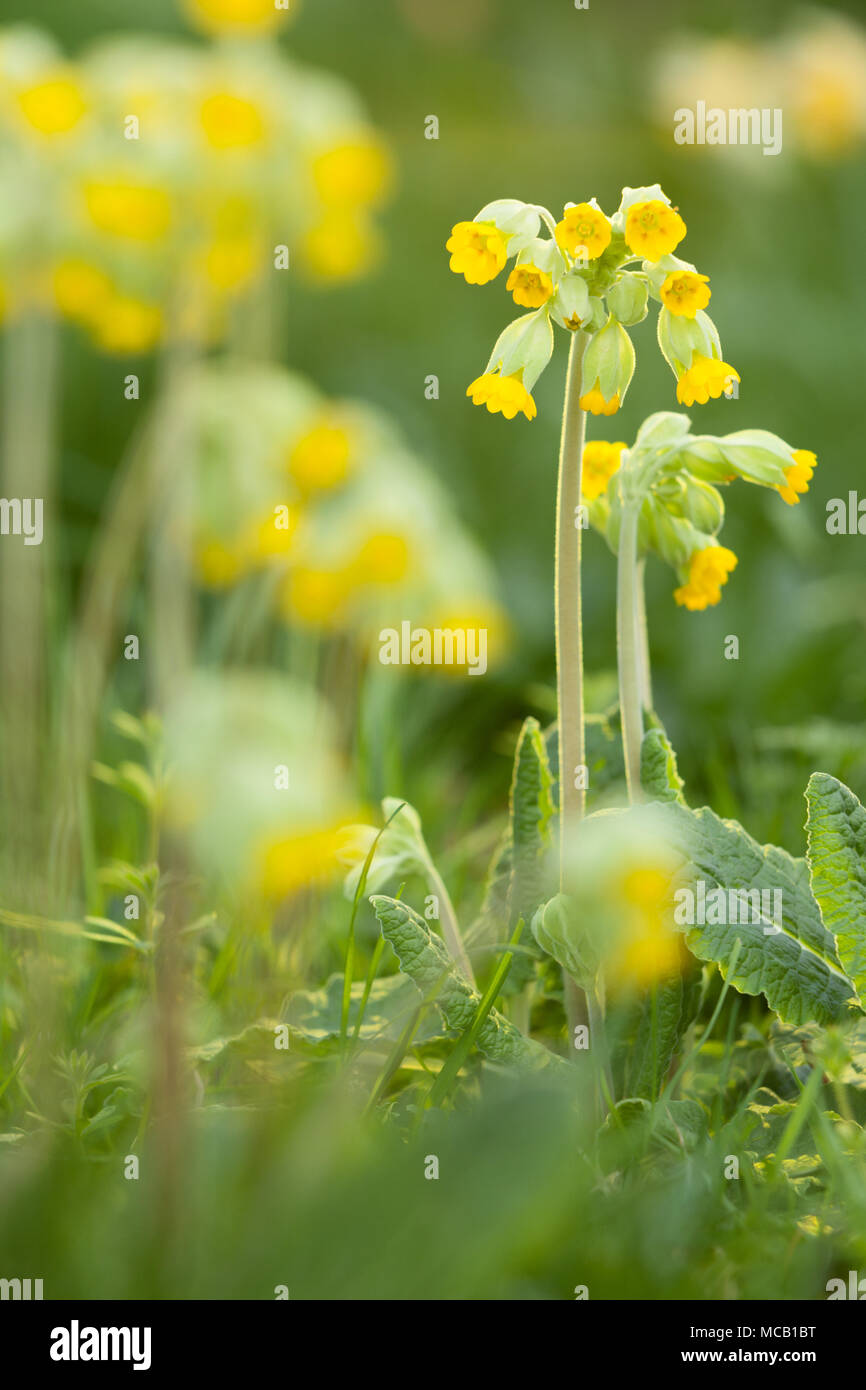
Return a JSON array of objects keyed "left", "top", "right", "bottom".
[
  {"left": 640, "top": 727, "right": 686, "bottom": 805},
  {"left": 806, "top": 772, "right": 866, "bottom": 1006},
  {"left": 370, "top": 894, "right": 566, "bottom": 1075},
  {"left": 627, "top": 801, "right": 857, "bottom": 1025},
  {"left": 287, "top": 973, "right": 444, "bottom": 1049}
]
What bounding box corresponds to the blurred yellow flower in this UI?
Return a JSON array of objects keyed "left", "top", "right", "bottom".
[
  {"left": 581, "top": 440, "right": 625, "bottom": 501},
  {"left": 446, "top": 220, "right": 508, "bottom": 285},
  {"left": 199, "top": 92, "right": 267, "bottom": 149},
  {"left": 83, "top": 178, "right": 173, "bottom": 242},
  {"left": 625, "top": 200, "right": 686, "bottom": 261},
  {"left": 607, "top": 867, "right": 683, "bottom": 989},
  {"left": 17, "top": 74, "right": 88, "bottom": 135},
  {"left": 506, "top": 262, "right": 554, "bottom": 308},
  {"left": 303, "top": 212, "right": 379, "bottom": 280},
  {"left": 350, "top": 533, "right": 411, "bottom": 586},
  {"left": 287, "top": 421, "right": 353, "bottom": 493},
  {"left": 778, "top": 449, "right": 817, "bottom": 506},
  {"left": 94, "top": 295, "right": 163, "bottom": 353},
  {"left": 260, "top": 820, "right": 348, "bottom": 900},
  {"left": 312, "top": 140, "right": 391, "bottom": 207},
  {"left": 467, "top": 371, "right": 536, "bottom": 420},
  {"left": 242, "top": 507, "right": 298, "bottom": 565},
  {"left": 196, "top": 538, "right": 244, "bottom": 589},
  {"left": 284, "top": 567, "right": 349, "bottom": 627},
  {"left": 554, "top": 202, "right": 612, "bottom": 260},
  {"left": 676, "top": 353, "right": 738, "bottom": 406},
  {"left": 579, "top": 383, "right": 620, "bottom": 416},
  {"left": 183, "top": 0, "right": 289, "bottom": 36},
  {"left": 52, "top": 259, "right": 113, "bottom": 323},
  {"left": 674, "top": 545, "right": 737, "bottom": 611},
  {"left": 202, "top": 234, "right": 261, "bottom": 290},
  {"left": 660, "top": 270, "right": 710, "bottom": 318}
]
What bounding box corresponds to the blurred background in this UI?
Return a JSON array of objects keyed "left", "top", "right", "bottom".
[{"left": 0, "top": 0, "right": 865, "bottom": 1300}]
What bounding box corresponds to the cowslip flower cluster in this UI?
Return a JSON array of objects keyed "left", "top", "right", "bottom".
[
  {"left": 447, "top": 184, "right": 738, "bottom": 421},
  {"left": 0, "top": 18, "right": 391, "bottom": 353},
  {"left": 583, "top": 410, "right": 818, "bottom": 611},
  {"left": 185, "top": 362, "right": 506, "bottom": 666}
]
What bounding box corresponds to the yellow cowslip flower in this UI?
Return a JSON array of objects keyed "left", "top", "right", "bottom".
[
  {"left": 554, "top": 203, "right": 612, "bottom": 260},
  {"left": 579, "top": 382, "right": 620, "bottom": 416},
  {"left": 83, "top": 179, "right": 173, "bottom": 242},
  {"left": 606, "top": 867, "right": 684, "bottom": 990},
  {"left": 422, "top": 602, "right": 509, "bottom": 674},
  {"left": 303, "top": 212, "right": 379, "bottom": 280},
  {"left": 52, "top": 260, "right": 113, "bottom": 323},
  {"left": 660, "top": 270, "right": 711, "bottom": 318},
  {"left": 241, "top": 508, "right": 297, "bottom": 566},
  {"left": 196, "top": 538, "right": 244, "bottom": 589},
  {"left": 676, "top": 353, "right": 739, "bottom": 406},
  {"left": 202, "top": 234, "right": 261, "bottom": 291},
  {"left": 467, "top": 371, "right": 536, "bottom": 421},
  {"left": 183, "top": 0, "right": 289, "bottom": 36},
  {"left": 350, "top": 533, "right": 410, "bottom": 586},
  {"left": 93, "top": 295, "right": 163, "bottom": 353},
  {"left": 283, "top": 567, "right": 349, "bottom": 628},
  {"left": 674, "top": 545, "right": 738, "bottom": 611},
  {"left": 446, "top": 220, "right": 509, "bottom": 285},
  {"left": 260, "top": 820, "right": 348, "bottom": 900},
  {"left": 287, "top": 421, "right": 353, "bottom": 493},
  {"left": 778, "top": 449, "right": 817, "bottom": 505},
  {"left": 506, "top": 262, "right": 554, "bottom": 308},
  {"left": 199, "top": 92, "right": 266, "bottom": 149},
  {"left": 581, "top": 440, "right": 626, "bottom": 501},
  {"left": 17, "top": 74, "right": 88, "bottom": 135},
  {"left": 625, "top": 200, "right": 686, "bottom": 261},
  {"left": 312, "top": 140, "right": 392, "bottom": 207}
]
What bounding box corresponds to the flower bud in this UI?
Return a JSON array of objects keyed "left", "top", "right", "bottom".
[
  {"left": 549, "top": 272, "right": 590, "bottom": 330},
  {"left": 579, "top": 314, "right": 635, "bottom": 415},
  {"left": 475, "top": 198, "right": 541, "bottom": 256},
  {"left": 485, "top": 308, "right": 554, "bottom": 390},
  {"left": 657, "top": 306, "right": 719, "bottom": 376},
  {"left": 607, "top": 273, "right": 648, "bottom": 326}
]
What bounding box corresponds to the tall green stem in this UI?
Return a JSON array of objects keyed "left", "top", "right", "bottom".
[
  {"left": 554, "top": 330, "right": 588, "bottom": 884},
  {"left": 635, "top": 557, "right": 653, "bottom": 713},
  {"left": 617, "top": 502, "right": 644, "bottom": 803}
]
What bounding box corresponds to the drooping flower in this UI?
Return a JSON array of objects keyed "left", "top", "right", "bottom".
[
  {"left": 581, "top": 440, "right": 626, "bottom": 501},
  {"left": 674, "top": 545, "right": 738, "bottom": 610},
  {"left": 676, "top": 353, "right": 739, "bottom": 406},
  {"left": 625, "top": 200, "right": 687, "bottom": 261},
  {"left": 579, "top": 383, "right": 620, "bottom": 416},
  {"left": 506, "top": 262, "right": 554, "bottom": 308},
  {"left": 284, "top": 567, "right": 350, "bottom": 627},
  {"left": 660, "top": 270, "right": 711, "bottom": 317},
  {"left": 777, "top": 449, "right": 817, "bottom": 505},
  {"left": 260, "top": 822, "right": 349, "bottom": 900},
  {"left": 607, "top": 867, "right": 684, "bottom": 989},
  {"left": 446, "top": 220, "right": 508, "bottom": 285},
  {"left": 466, "top": 371, "right": 536, "bottom": 420},
  {"left": 554, "top": 202, "right": 612, "bottom": 260},
  {"left": 93, "top": 295, "right": 163, "bottom": 353}
]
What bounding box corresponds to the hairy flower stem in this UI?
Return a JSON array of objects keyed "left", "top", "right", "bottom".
[
  {"left": 555, "top": 331, "right": 590, "bottom": 1051},
  {"left": 617, "top": 502, "right": 644, "bottom": 803},
  {"left": 555, "top": 330, "right": 589, "bottom": 881},
  {"left": 635, "top": 558, "right": 653, "bottom": 713}
]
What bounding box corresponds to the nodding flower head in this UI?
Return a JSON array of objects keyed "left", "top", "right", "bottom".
[
  {"left": 467, "top": 371, "right": 537, "bottom": 421},
  {"left": 673, "top": 545, "right": 738, "bottom": 610},
  {"left": 778, "top": 449, "right": 817, "bottom": 505},
  {"left": 447, "top": 220, "right": 509, "bottom": 285},
  {"left": 676, "top": 353, "right": 739, "bottom": 406}
]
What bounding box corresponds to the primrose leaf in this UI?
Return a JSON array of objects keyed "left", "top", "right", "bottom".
[
  {"left": 501, "top": 717, "right": 554, "bottom": 991},
  {"left": 614, "top": 966, "right": 698, "bottom": 1102},
  {"left": 640, "top": 727, "right": 686, "bottom": 805},
  {"left": 806, "top": 773, "right": 866, "bottom": 1007},
  {"left": 287, "top": 973, "right": 445, "bottom": 1049},
  {"left": 624, "top": 801, "right": 857, "bottom": 1026},
  {"left": 370, "top": 894, "right": 567, "bottom": 1075}
]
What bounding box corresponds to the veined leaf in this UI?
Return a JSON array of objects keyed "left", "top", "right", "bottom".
[
  {"left": 503, "top": 717, "right": 554, "bottom": 990},
  {"left": 625, "top": 801, "right": 857, "bottom": 1026},
  {"left": 806, "top": 772, "right": 866, "bottom": 1007},
  {"left": 370, "top": 894, "right": 567, "bottom": 1075},
  {"left": 640, "top": 727, "right": 686, "bottom": 805}
]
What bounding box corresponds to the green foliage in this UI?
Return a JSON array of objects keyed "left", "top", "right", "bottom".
[{"left": 806, "top": 772, "right": 866, "bottom": 1008}]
